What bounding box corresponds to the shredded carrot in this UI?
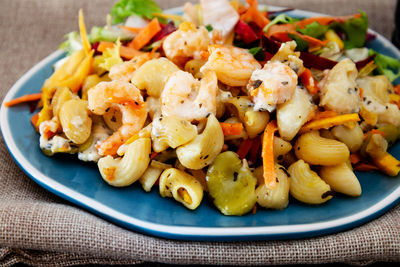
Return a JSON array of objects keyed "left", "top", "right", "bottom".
[
  {"left": 79, "top": 9, "right": 92, "bottom": 55},
  {"left": 299, "top": 113, "right": 360, "bottom": 134},
  {"left": 300, "top": 68, "right": 319, "bottom": 94},
  {"left": 262, "top": 120, "right": 278, "bottom": 189},
  {"left": 241, "top": 0, "right": 270, "bottom": 29},
  {"left": 30, "top": 113, "right": 40, "bottom": 131},
  {"left": 4, "top": 93, "right": 42, "bottom": 107},
  {"left": 119, "top": 25, "right": 143, "bottom": 34},
  {"left": 97, "top": 41, "right": 145, "bottom": 60},
  {"left": 294, "top": 13, "right": 362, "bottom": 29},
  {"left": 252, "top": 204, "right": 257, "bottom": 215},
  {"left": 150, "top": 152, "right": 159, "bottom": 159},
  {"left": 266, "top": 24, "right": 328, "bottom": 46},
  {"left": 310, "top": 110, "right": 338, "bottom": 121},
  {"left": 349, "top": 153, "right": 362, "bottom": 165},
  {"left": 354, "top": 163, "right": 379, "bottom": 172},
  {"left": 128, "top": 18, "right": 161, "bottom": 50},
  {"left": 394, "top": 85, "right": 400, "bottom": 95},
  {"left": 220, "top": 122, "right": 244, "bottom": 136},
  {"left": 237, "top": 138, "right": 254, "bottom": 160},
  {"left": 364, "top": 129, "right": 386, "bottom": 140},
  {"left": 359, "top": 87, "right": 364, "bottom": 98}
]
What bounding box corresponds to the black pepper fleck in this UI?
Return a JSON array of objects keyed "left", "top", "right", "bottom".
[
  {"left": 233, "top": 172, "right": 238, "bottom": 181},
  {"left": 252, "top": 79, "right": 263, "bottom": 89}
]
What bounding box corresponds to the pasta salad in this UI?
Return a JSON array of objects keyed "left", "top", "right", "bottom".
[{"left": 5, "top": 0, "right": 400, "bottom": 216}]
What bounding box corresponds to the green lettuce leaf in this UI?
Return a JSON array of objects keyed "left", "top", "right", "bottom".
[
  {"left": 263, "top": 14, "right": 299, "bottom": 33},
  {"left": 248, "top": 47, "right": 266, "bottom": 60},
  {"left": 89, "top": 26, "right": 134, "bottom": 43},
  {"left": 111, "top": 0, "right": 162, "bottom": 24},
  {"left": 369, "top": 49, "right": 400, "bottom": 82},
  {"left": 287, "top": 33, "right": 309, "bottom": 51},
  {"left": 59, "top": 31, "right": 83, "bottom": 55},
  {"left": 332, "top": 12, "right": 368, "bottom": 49},
  {"left": 296, "top": 21, "right": 329, "bottom": 38}
]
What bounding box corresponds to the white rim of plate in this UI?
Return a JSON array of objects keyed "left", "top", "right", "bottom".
[{"left": 1, "top": 6, "right": 400, "bottom": 239}]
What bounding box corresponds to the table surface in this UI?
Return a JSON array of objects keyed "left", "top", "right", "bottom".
[{"left": 0, "top": 0, "right": 399, "bottom": 266}]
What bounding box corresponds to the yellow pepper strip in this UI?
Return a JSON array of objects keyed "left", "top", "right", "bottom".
[
  {"left": 79, "top": 9, "right": 92, "bottom": 55},
  {"left": 46, "top": 49, "right": 86, "bottom": 90},
  {"left": 372, "top": 152, "right": 400, "bottom": 176},
  {"left": 36, "top": 49, "right": 92, "bottom": 127},
  {"left": 389, "top": 93, "right": 400, "bottom": 103},
  {"left": 178, "top": 188, "right": 193, "bottom": 205},
  {"left": 57, "top": 50, "right": 94, "bottom": 93},
  {"left": 359, "top": 106, "right": 378, "bottom": 126},
  {"left": 325, "top": 29, "right": 344, "bottom": 50},
  {"left": 299, "top": 113, "right": 360, "bottom": 134},
  {"left": 152, "top": 12, "right": 185, "bottom": 22}
]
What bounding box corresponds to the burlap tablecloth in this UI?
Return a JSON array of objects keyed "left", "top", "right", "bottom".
[{"left": 0, "top": 0, "right": 399, "bottom": 266}]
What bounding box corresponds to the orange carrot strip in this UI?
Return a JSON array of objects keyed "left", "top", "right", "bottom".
[
  {"left": 310, "top": 110, "right": 338, "bottom": 121},
  {"left": 300, "top": 68, "right": 319, "bottom": 94},
  {"left": 266, "top": 24, "right": 328, "bottom": 46},
  {"left": 119, "top": 25, "right": 143, "bottom": 34},
  {"left": 119, "top": 46, "right": 146, "bottom": 59},
  {"left": 349, "top": 153, "right": 361, "bottom": 165},
  {"left": 97, "top": 41, "right": 114, "bottom": 52},
  {"left": 359, "top": 87, "right": 364, "bottom": 98},
  {"left": 31, "top": 113, "right": 40, "bottom": 132},
  {"left": 128, "top": 18, "right": 161, "bottom": 50},
  {"left": 294, "top": 14, "right": 362, "bottom": 29},
  {"left": 252, "top": 204, "right": 257, "bottom": 215},
  {"left": 241, "top": 0, "right": 270, "bottom": 29},
  {"left": 97, "top": 41, "right": 145, "bottom": 60},
  {"left": 354, "top": 163, "right": 379, "bottom": 172},
  {"left": 220, "top": 122, "right": 244, "bottom": 136},
  {"left": 370, "top": 129, "right": 386, "bottom": 137},
  {"left": 150, "top": 152, "right": 159, "bottom": 159},
  {"left": 262, "top": 120, "right": 278, "bottom": 189},
  {"left": 394, "top": 85, "right": 400, "bottom": 95},
  {"left": 363, "top": 129, "right": 386, "bottom": 140},
  {"left": 4, "top": 93, "right": 42, "bottom": 107},
  {"left": 237, "top": 138, "right": 254, "bottom": 160}
]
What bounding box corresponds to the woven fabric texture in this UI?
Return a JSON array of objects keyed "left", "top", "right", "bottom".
[{"left": 0, "top": 0, "right": 399, "bottom": 266}]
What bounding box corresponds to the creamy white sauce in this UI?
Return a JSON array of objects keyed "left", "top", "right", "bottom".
[{"left": 78, "top": 122, "right": 111, "bottom": 162}]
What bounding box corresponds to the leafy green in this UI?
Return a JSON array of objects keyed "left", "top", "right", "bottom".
[
  {"left": 369, "top": 49, "right": 400, "bottom": 82},
  {"left": 89, "top": 26, "right": 134, "bottom": 43},
  {"left": 263, "top": 14, "right": 298, "bottom": 33},
  {"left": 296, "top": 22, "right": 329, "bottom": 38},
  {"left": 205, "top": 24, "right": 213, "bottom": 32},
  {"left": 59, "top": 32, "right": 83, "bottom": 55},
  {"left": 332, "top": 12, "right": 368, "bottom": 49},
  {"left": 93, "top": 39, "right": 123, "bottom": 71},
  {"left": 110, "top": 0, "right": 162, "bottom": 24},
  {"left": 287, "top": 33, "right": 309, "bottom": 51},
  {"left": 248, "top": 47, "right": 266, "bottom": 60}
]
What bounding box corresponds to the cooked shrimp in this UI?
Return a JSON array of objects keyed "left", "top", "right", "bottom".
[
  {"left": 161, "top": 70, "right": 218, "bottom": 121},
  {"left": 109, "top": 53, "right": 156, "bottom": 82},
  {"left": 88, "top": 80, "right": 147, "bottom": 156},
  {"left": 248, "top": 61, "right": 298, "bottom": 112},
  {"left": 162, "top": 21, "right": 210, "bottom": 67},
  {"left": 202, "top": 45, "right": 261, "bottom": 86}
]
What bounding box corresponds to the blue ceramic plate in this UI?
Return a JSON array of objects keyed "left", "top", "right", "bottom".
[{"left": 1, "top": 7, "right": 400, "bottom": 241}]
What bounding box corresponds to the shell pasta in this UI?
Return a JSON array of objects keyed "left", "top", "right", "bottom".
[{"left": 12, "top": 0, "right": 400, "bottom": 215}]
